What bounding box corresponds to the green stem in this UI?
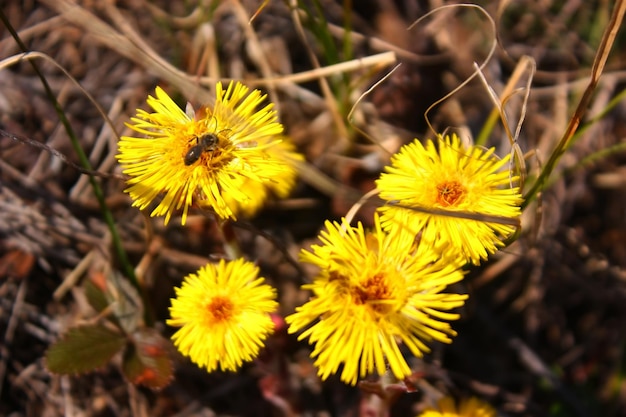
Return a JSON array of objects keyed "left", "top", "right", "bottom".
[{"left": 0, "top": 11, "right": 141, "bottom": 297}]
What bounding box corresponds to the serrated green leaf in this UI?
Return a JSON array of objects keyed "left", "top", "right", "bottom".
[
  {"left": 122, "top": 328, "right": 174, "bottom": 390},
  {"left": 45, "top": 325, "right": 127, "bottom": 375}
]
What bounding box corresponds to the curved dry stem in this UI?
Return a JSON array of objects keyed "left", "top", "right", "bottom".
[
  {"left": 229, "top": 0, "right": 281, "bottom": 112},
  {"left": 473, "top": 56, "right": 535, "bottom": 189},
  {"left": 141, "top": 0, "right": 214, "bottom": 29},
  {"left": 0, "top": 52, "right": 125, "bottom": 181},
  {"left": 326, "top": 21, "right": 449, "bottom": 66},
  {"left": 0, "top": 52, "right": 120, "bottom": 140},
  {"left": 346, "top": 63, "right": 402, "bottom": 156},
  {"left": 0, "top": 15, "right": 66, "bottom": 54},
  {"left": 405, "top": 4, "right": 498, "bottom": 137},
  {"left": 344, "top": 188, "right": 381, "bottom": 225}
]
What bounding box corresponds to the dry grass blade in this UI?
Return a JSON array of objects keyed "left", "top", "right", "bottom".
[
  {"left": 240, "top": 51, "right": 397, "bottom": 86},
  {"left": 287, "top": 0, "right": 349, "bottom": 144},
  {"left": 406, "top": 4, "right": 498, "bottom": 137},
  {"left": 40, "top": 0, "right": 214, "bottom": 103},
  {"left": 522, "top": 0, "right": 626, "bottom": 207},
  {"left": 3, "top": 1, "right": 626, "bottom": 415},
  {"left": 473, "top": 56, "right": 534, "bottom": 188},
  {"left": 1, "top": 128, "right": 119, "bottom": 179}
]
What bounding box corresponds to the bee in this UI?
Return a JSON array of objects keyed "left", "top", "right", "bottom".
[{"left": 184, "top": 132, "right": 219, "bottom": 166}]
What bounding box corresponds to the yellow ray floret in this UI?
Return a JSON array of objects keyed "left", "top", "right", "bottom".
[
  {"left": 286, "top": 215, "right": 468, "bottom": 385},
  {"left": 167, "top": 259, "right": 278, "bottom": 372},
  {"left": 117, "top": 81, "right": 300, "bottom": 224},
  {"left": 376, "top": 134, "right": 523, "bottom": 265},
  {"left": 219, "top": 136, "right": 303, "bottom": 217}
]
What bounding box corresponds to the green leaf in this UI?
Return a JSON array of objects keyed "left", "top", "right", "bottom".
[
  {"left": 122, "top": 328, "right": 174, "bottom": 390},
  {"left": 83, "top": 273, "right": 110, "bottom": 314},
  {"left": 45, "top": 325, "right": 126, "bottom": 375},
  {"left": 83, "top": 270, "right": 144, "bottom": 334},
  {"left": 108, "top": 271, "right": 144, "bottom": 334}
]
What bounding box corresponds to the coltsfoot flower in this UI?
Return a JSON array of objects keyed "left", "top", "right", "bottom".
[
  {"left": 167, "top": 259, "right": 278, "bottom": 372},
  {"left": 419, "top": 396, "right": 496, "bottom": 417},
  {"left": 286, "top": 215, "right": 468, "bottom": 385},
  {"left": 376, "top": 134, "right": 523, "bottom": 265},
  {"left": 117, "top": 81, "right": 299, "bottom": 224},
  {"left": 220, "top": 136, "right": 303, "bottom": 217}
]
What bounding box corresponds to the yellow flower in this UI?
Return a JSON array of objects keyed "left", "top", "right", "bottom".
[
  {"left": 220, "top": 136, "right": 303, "bottom": 217},
  {"left": 419, "top": 396, "right": 497, "bottom": 417},
  {"left": 286, "top": 215, "right": 468, "bottom": 385},
  {"left": 167, "top": 259, "right": 278, "bottom": 372},
  {"left": 117, "top": 81, "right": 293, "bottom": 224},
  {"left": 376, "top": 134, "right": 523, "bottom": 265}
]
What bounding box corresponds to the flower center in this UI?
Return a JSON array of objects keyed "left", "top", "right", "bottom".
[
  {"left": 206, "top": 296, "right": 235, "bottom": 323},
  {"left": 436, "top": 180, "right": 466, "bottom": 207},
  {"left": 353, "top": 273, "right": 393, "bottom": 314}
]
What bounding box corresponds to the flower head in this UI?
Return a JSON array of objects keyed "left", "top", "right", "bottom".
[
  {"left": 376, "top": 134, "right": 523, "bottom": 265},
  {"left": 419, "top": 396, "right": 496, "bottom": 417},
  {"left": 286, "top": 215, "right": 468, "bottom": 385},
  {"left": 117, "top": 81, "right": 298, "bottom": 224},
  {"left": 220, "top": 136, "right": 303, "bottom": 217},
  {"left": 167, "top": 259, "right": 278, "bottom": 372}
]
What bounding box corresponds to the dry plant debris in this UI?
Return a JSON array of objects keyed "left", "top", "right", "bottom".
[{"left": 1, "top": 1, "right": 626, "bottom": 416}]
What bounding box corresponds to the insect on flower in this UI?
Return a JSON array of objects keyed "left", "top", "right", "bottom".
[
  {"left": 184, "top": 132, "right": 220, "bottom": 166},
  {"left": 117, "top": 81, "right": 298, "bottom": 223}
]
